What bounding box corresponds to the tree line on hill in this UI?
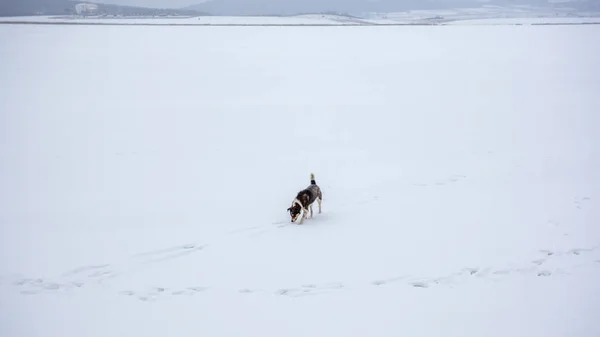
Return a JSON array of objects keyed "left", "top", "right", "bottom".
[
  {"left": 184, "top": 0, "right": 600, "bottom": 16},
  {"left": 0, "top": 0, "right": 208, "bottom": 17}
]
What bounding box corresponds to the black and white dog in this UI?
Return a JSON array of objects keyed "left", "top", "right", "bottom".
[{"left": 287, "top": 173, "right": 322, "bottom": 224}]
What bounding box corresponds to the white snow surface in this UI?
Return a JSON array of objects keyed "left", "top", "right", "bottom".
[
  {"left": 447, "top": 17, "right": 600, "bottom": 25},
  {"left": 1, "top": 24, "right": 600, "bottom": 337}
]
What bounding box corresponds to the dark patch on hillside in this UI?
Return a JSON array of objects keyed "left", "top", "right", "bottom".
[{"left": 0, "top": 0, "right": 208, "bottom": 17}]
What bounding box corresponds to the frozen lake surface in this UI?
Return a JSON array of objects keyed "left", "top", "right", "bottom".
[{"left": 1, "top": 23, "right": 599, "bottom": 337}]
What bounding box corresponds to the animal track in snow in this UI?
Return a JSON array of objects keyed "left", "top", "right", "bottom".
[
  {"left": 459, "top": 267, "right": 480, "bottom": 275},
  {"left": 119, "top": 290, "right": 158, "bottom": 302},
  {"left": 133, "top": 243, "right": 207, "bottom": 264},
  {"left": 367, "top": 245, "right": 599, "bottom": 290},
  {"left": 371, "top": 276, "right": 407, "bottom": 286},
  {"left": 574, "top": 196, "right": 592, "bottom": 209},
  {"left": 568, "top": 248, "right": 594, "bottom": 256},
  {"left": 272, "top": 220, "right": 290, "bottom": 228},
  {"left": 58, "top": 264, "right": 119, "bottom": 284},
  {"left": 10, "top": 242, "right": 600, "bottom": 299},
  {"left": 6, "top": 227, "right": 598, "bottom": 301},
  {"left": 238, "top": 288, "right": 274, "bottom": 295},
  {"left": 412, "top": 174, "right": 467, "bottom": 188},
  {"left": 537, "top": 246, "right": 599, "bottom": 259},
  {"left": 277, "top": 282, "right": 344, "bottom": 297},
  {"left": 4, "top": 240, "right": 212, "bottom": 298},
  {"left": 12, "top": 278, "right": 83, "bottom": 295},
  {"left": 411, "top": 282, "right": 429, "bottom": 288},
  {"left": 62, "top": 264, "right": 110, "bottom": 277},
  {"left": 119, "top": 286, "right": 208, "bottom": 301}
]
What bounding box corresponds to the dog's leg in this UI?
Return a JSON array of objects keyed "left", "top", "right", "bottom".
[
  {"left": 318, "top": 198, "right": 322, "bottom": 214},
  {"left": 310, "top": 204, "right": 313, "bottom": 218},
  {"left": 299, "top": 209, "right": 306, "bottom": 224}
]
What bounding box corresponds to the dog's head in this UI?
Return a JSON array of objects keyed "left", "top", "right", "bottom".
[{"left": 287, "top": 204, "right": 302, "bottom": 222}]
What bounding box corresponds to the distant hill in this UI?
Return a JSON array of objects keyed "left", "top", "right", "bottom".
[
  {"left": 0, "top": 0, "right": 208, "bottom": 17},
  {"left": 3, "top": 0, "right": 597, "bottom": 17},
  {"left": 1, "top": 0, "right": 72, "bottom": 16},
  {"left": 184, "top": 0, "right": 600, "bottom": 16},
  {"left": 184, "top": 0, "right": 487, "bottom": 16}
]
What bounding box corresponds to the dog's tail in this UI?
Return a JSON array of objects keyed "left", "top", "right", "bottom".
[{"left": 310, "top": 173, "right": 316, "bottom": 185}]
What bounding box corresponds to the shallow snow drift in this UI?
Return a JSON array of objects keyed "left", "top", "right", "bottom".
[{"left": 0, "top": 24, "right": 599, "bottom": 337}]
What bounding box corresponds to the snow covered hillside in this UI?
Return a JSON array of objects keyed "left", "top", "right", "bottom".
[
  {"left": 0, "top": 14, "right": 367, "bottom": 25},
  {"left": 1, "top": 24, "right": 599, "bottom": 337},
  {"left": 2, "top": 7, "right": 600, "bottom": 26}
]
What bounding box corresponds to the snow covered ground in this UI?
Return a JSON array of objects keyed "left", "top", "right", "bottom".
[
  {"left": 1, "top": 24, "right": 599, "bottom": 337},
  {"left": 447, "top": 17, "right": 600, "bottom": 25}
]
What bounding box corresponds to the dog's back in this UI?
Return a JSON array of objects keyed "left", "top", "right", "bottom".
[
  {"left": 297, "top": 184, "right": 319, "bottom": 205},
  {"left": 297, "top": 174, "right": 322, "bottom": 206}
]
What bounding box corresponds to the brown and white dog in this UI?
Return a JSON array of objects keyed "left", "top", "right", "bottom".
[{"left": 287, "top": 173, "right": 322, "bottom": 224}]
